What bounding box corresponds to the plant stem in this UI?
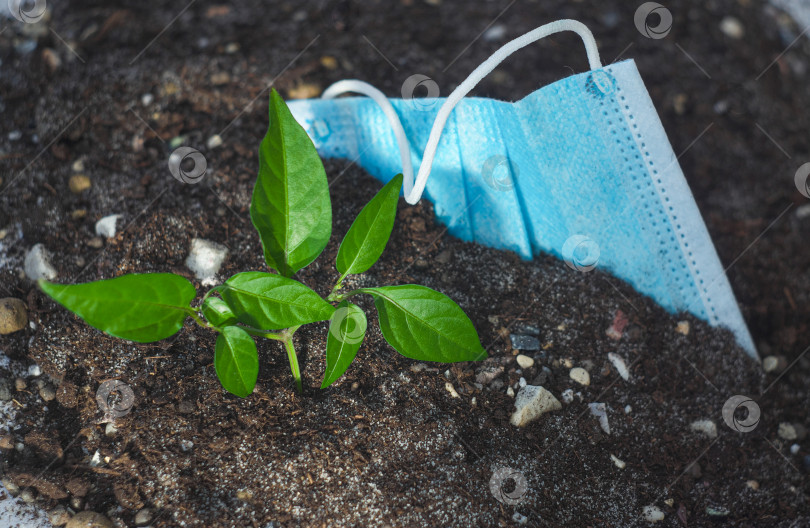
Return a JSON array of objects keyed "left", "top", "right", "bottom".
[
  {"left": 184, "top": 308, "right": 215, "bottom": 329},
  {"left": 239, "top": 326, "right": 284, "bottom": 340},
  {"left": 326, "top": 272, "right": 350, "bottom": 302},
  {"left": 283, "top": 337, "right": 302, "bottom": 393}
]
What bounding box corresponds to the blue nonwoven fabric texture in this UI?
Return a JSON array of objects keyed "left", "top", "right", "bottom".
[{"left": 287, "top": 59, "right": 757, "bottom": 357}]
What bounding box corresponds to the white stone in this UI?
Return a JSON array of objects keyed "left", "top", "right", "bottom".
[
  {"left": 445, "top": 382, "right": 460, "bottom": 398},
  {"left": 483, "top": 24, "right": 507, "bottom": 42},
  {"left": 518, "top": 377, "right": 527, "bottom": 388},
  {"left": 24, "top": 243, "right": 57, "bottom": 281},
  {"left": 510, "top": 385, "right": 562, "bottom": 427},
  {"left": 690, "top": 419, "right": 718, "bottom": 439},
  {"left": 561, "top": 388, "right": 575, "bottom": 404},
  {"left": 511, "top": 512, "right": 527, "bottom": 525},
  {"left": 790, "top": 443, "right": 800, "bottom": 455},
  {"left": 610, "top": 454, "right": 626, "bottom": 469},
  {"left": 105, "top": 423, "right": 118, "bottom": 436},
  {"left": 516, "top": 354, "right": 534, "bottom": 369},
  {"left": 778, "top": 422, "right": 798, "bottom": 441},
  {"left": 506, "top": 386, "right": 515, "bottom": 397},
  {"left": 719, "top": 16, "right": 745, "bottom": 39},
  {"left": 676, "top": 320, "right": 690, "bottom": 335},
  {"left": 569, "top": 367, "right": 590, "bottom": 386},
  {"left": 185, "top": 238, "right": 228, "bottom": 285},
  {"left": 642, "top": 505, "right": 665, "bottom": 523},
  {"left": 28, "top": 364, "right": 41, "bottom": 377},
  {"left": 206, "top": 134, "right": 223, "bottom": 149},
  {"left": 624, "top": 405, "right": 632, "bottom": 414},
  {"left": 141, "top": 93, "right": 154, "bottom": 106},
  {"left": 608, "top": 352, "right": 630, "bottom": 381},
  {"left": 746, "top": 480, "right": 759, "bottom": 490},
  {"left": 762, "top": 355, "right": 784, "bottom": 373},
  {"left": 796, "top": 203, "right": 810, "bottom": 220},
  {"left": 589, "top": 402, "right": 610, "bottom": 434},
  {"left": 95, "top": 214, "right": 121, "bottom": 238}
]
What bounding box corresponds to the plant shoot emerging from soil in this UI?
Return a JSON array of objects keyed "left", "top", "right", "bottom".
[{"left": 39, "top": 89, "right": 486, "bottom": 397}]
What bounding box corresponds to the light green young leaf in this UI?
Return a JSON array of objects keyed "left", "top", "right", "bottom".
[
  {"left": 220, "top": 271, "right": 335, "bottom": 330},
  {"left": 214, "top": 325, "right": 258, "bottom": 398},
  {"left": 202, "top": 296, "right": 237, "bottom": 328},
  {"left": 38, "top": 274, "right": 195, "bottom": 343},
  {"left": 321, "top": 301, "right": 367, "bottom": 389},
  {"left": 361, "top": 285, "right": 486, "bottom": 363},
  {"left": 336, "top": 174, "right": 403, "bottom": 276},
  {"left": 251, "top": 88, "right": 332, "bottom": 277}
]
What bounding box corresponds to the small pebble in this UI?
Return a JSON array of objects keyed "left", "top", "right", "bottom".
[
  {"left": 445, "top": 382, "right": 460, "bottom": 398},
  {"left": 624, "top": 405, "right": 632, "bottom": 414},
  {"left": 141, "top": 93, "right": 154, "bottom": 106},
  {"left": 68, "top": 174, "right": 92, "bottom": 194},
  {"left": 719, "top": 16, "right": 745, "bottom": 39},
  {"left": 483, "top": 25, "right": 507, "bottom": 42},
  {"left": 746, "top": 480, "right": 759, "bottom": 490},
  {"left": 48, "top": 505, "right": 71, "bottom": 526},
  {"left": 518, "top": 377, "right": 527, "bottom": 388},
  {"left": 475, "top": 365, "right": 503, "bottom": 385},
  {"left": 0, "top": 298, "right": 28, "bottom": 334},
  {"left": 20, "top": 488, "right": 36, "bottom": 503},
  {"left": 40, "top": 384, "right": 56, "bottom": 401},
  {"left": 589, "top": 402, "right": 611, "bottom": 434},
  {"left": 510, "top": 385, "right": 561, "bottom": 427},
  {"left": 72, "top": 159, "right": 85, "bottom": 172},
  {"left": 351, "top": 382, "right": 359, "bottom": 391},
  {"left": 2, "top": 477, "right": 20, "bottom": 496},
  {"left": 105, "top": 423, "right": 118, "bottom": 436},
  {"left": 87, "top": 236, "right": 104, "bottom": 249},
  {"left": 28, "top": 364, "right": 41, "bottom": 377},
  {"left": 0, "top": 435, "right": 14, "bottom": 450},
  {"left": 516, "top": 354, "right": 534, "bottom": 369},
  {"left": 287, "top": 82, "right": 323, "bottom": 99},
  {"left": 65, "top": 511, "right": 114, "bottom": 528},
  {"left": 224, "top": 42, "right": 240, "bottom": 54},
  {"left": 435, "top": 249, "right": 452, "bottom": 264},
  {"left": 511, "top": 511, "right": 527, "bottom": 525},
  {"left": 561, "top": 388, "right": 575, "bottom": 404},
  {"left": 690, "top": 419, "right": 718, "bottom": 439},
  {"left": 762, "top": 355, "right": 787, "bottom": 373},
  {"left": 569, "top": 367, "right": 590, "bottom": 386},
  {"left": 705, "top": 506, "right": 730, "bottom": 517},
  {"left": 206, "top": 134, "right": 223, "bottom": 149},
  {"left": 180, "top": 439, "right": 194, "bottom": 452},
  {"left": 779, "top": 422, "right": 798, "bottom": 441},
  {"left": 510, "top": 334, "right": 540, "bottom": 351},
  {"left": 8, "top": 130, "right": 22, "bottom": 141},
  {"left": 506, "top": 386, "right": 515, "bottom": 397},
  {"left": 185, "top": 238, "right": 229, "bottom": 285},
  {"left": 24, "top": 244, "right": 57, "bottom": 280},
  {"left": 642, "top": 505, "right": 665, "bottom": 522},
  {"left": 675, "top": 320, "right": 690, "bottom": 335},
  {"left": 610, "top": 454, "right": 626, "bottom": 469},
  {"left": 134, "top": 508, "right": 154, "bottom": 526},
  {"left": 15, "top": 377, "right": 27, "bottom": 391},
  {"left": 95, "top": 214, "right": 121, "bottom": 238},
  {"left": 69, "top": 496, "right": 83, "bottom": 510},
  {"left": 177, "top": 400, "right": 195, "bottom": 414},
  {"left": 608, "top": 352, "right": 630, "bottom": 381},
  {"left": 790, "top": 444, "right": 800, "bottom": 455}
]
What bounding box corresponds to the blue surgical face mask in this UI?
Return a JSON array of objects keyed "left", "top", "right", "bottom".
[{"left": 287, "top": 20, "right": 757, "bottom": 357}]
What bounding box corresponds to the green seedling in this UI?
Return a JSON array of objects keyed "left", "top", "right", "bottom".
[{"left": 39, "top": 89, "right": 486, "bottom": 397}]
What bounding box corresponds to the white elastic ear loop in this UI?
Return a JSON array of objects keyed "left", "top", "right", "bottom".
[
  {"left": 321, "top": 19, "right": 602, "bottom": 204},
  {"left": 322, "top": 80, "right": 415, "bottom": 198},
  {"left": 407, "top": 19, "right": 601, "bottom": 204}
]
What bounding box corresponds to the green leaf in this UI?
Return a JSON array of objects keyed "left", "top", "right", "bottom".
[
  {"left": 251, "top": 88, "right": 332, "bottom": 277},
  {"left": 202, "top": 296, "right": 237, "bottom": 328},
  {"left": 321, "top": 301, "right": 367, "bottom": 388},
  {"left": 362, "top": 285, "right": 486, "bottom": 363},
  {"left": 220, "top": 271, "right": 335, "bottom": 330},
  {"left": 336, "top": 174, "right": 403, "bottom": 275},
  {"left": 214, "top": 326, "right": 258, "bottom": 398},
  {"left": 38, "top": 274, "right": 195, "bottom": 343}
]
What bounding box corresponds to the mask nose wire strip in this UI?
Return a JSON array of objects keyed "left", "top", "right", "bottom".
[{"left": 321, "top": 19, "right": 602, "bottom": 204}]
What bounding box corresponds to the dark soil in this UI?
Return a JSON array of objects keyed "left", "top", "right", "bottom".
[{"left": 0, "top": 1, "right": 808, "bottom": 527}]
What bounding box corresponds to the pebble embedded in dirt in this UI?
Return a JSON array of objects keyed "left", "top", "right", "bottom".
[
  {"left": 185, "top": 238, "right": 229, "bottom": 284},
  {"left": 763, "top": 355, "right": 787, "bottom": 373},
  {"left": 509, "top": 334, "right": 540, "bottom": 351},
  {"left": 608, "top": 352, "right": 630, "bottom": 381},
  {"left": 68, "top": 174, "right": 91, "bottom": 194},
  {"left": 720, "top": 16, "right": 745, "bottom": 39},
  {"left": 589, "top": 402, "right": 610, "bottom": 434},
  {"left": 510, "top": 385, "right": 561, "bottom": 427},
  {"left": 569, "top": 367, "right": 590, "bottom": 386},
  {"left": 24, "top": 243, "right": 57, "bottom": 281},
  {"left": 475, "top": 365, "right": 503, "bottom": 384},
  {"left": 94, "top": 214, "right": 121, "bottom": 238},
  {"left": 0, "top": 434, "right": 14, "bottom": 450},
  {"left": 48, "top": 505, "right": 70, "bottom": 526},
  {"left": 15, "top": 377, "right": 27, "bottom": 391},
  {"left": 610, "top": 454, "right": 626, "bottom": 469},
  {"left": 0, "top": 297, "right": 28, "bottom": 334},
  {"left": 39, "top": 384, "right": 56, "bottom": 401},
  {"left": 516, "top": 354, "right": 534, "bottom": 369},
  {"left": 690, "top": 419, "right": 719, "bottom": 439},
  {"left": 134, "top": 508, "right": 154, "bottom": 526},
  {"left": 642, "top": 505, "right": 665, "bottom": 522},
  {"left": 65, "top": 511, "right": 114, "bottom": 528},
  {"left": 779, "top": 422, "right": 799, "bottom": 441}
]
